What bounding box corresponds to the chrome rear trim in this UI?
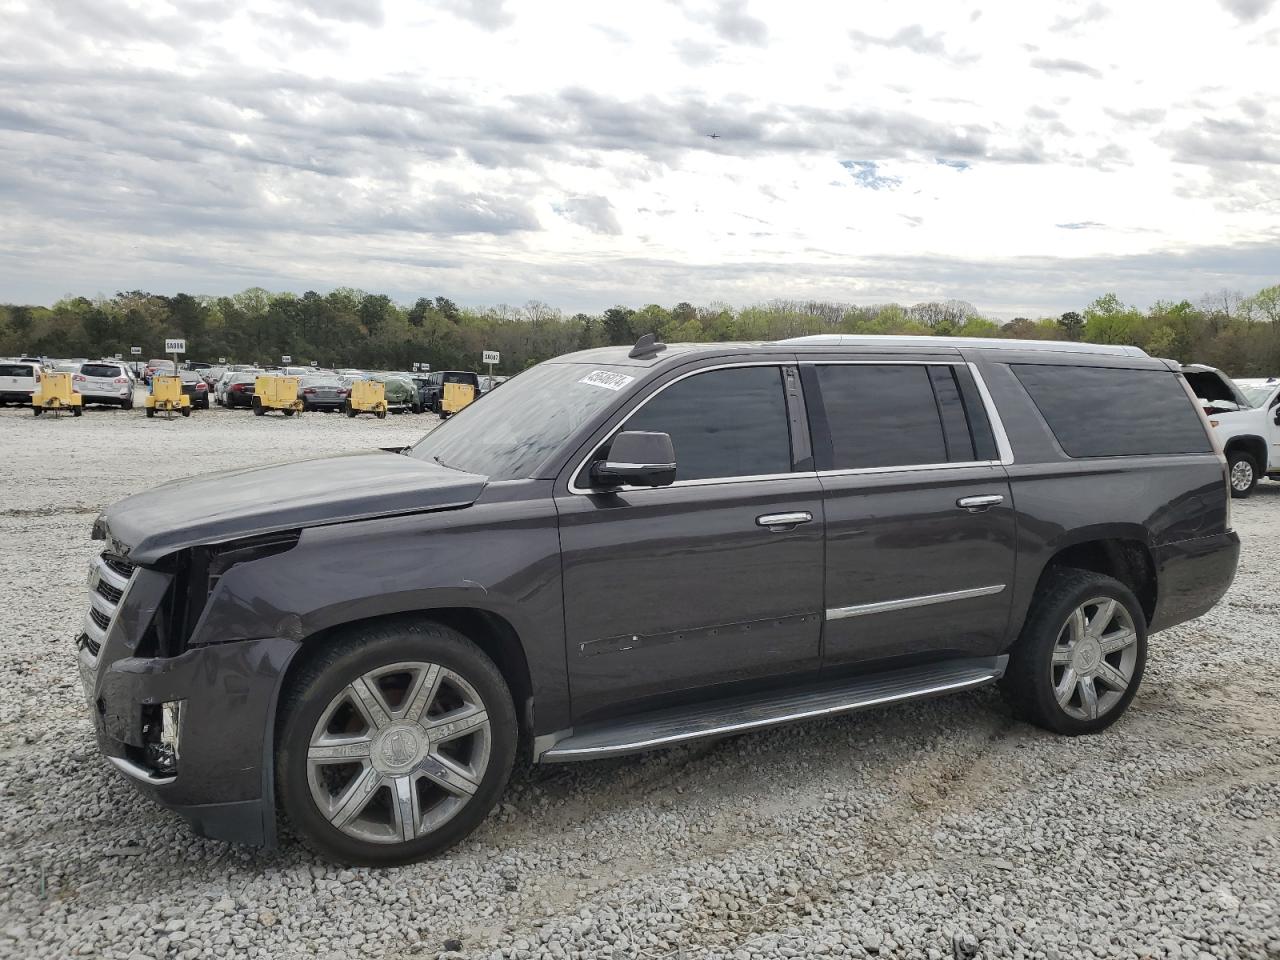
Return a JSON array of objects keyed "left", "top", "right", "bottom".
[{"left": 826, "top": 584, "right": 1006, "bottom": 621}]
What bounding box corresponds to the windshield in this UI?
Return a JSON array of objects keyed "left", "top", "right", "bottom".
[
  {"left": 408, "top": 362, "right": 636, "bottom": 480},
  {"left": 1239, "top": 382, "right": 1278, "bottom": 407}
]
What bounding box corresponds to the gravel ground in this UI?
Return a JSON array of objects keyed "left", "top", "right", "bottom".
[{"left": 0, "top": 397, "right": 1277, "bottom": 960}]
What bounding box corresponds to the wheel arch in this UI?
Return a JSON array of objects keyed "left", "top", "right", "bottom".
[
  {"left": 1032, "top": 532, "right": 1157, "bottom": 626},
  {"left": 1223, "top": 434, "right": 1267, "bottom": 472},
  {"left": 281, "top": 607, "right": 535, "bottom": 748}
]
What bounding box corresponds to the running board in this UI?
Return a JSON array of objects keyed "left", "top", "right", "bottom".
[{"left": 538, "top": 655, "right": 1008, "bottom": 762}]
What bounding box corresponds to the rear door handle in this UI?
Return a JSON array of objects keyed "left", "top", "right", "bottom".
[
  {"left": 756, "top": 511, "right": 813, "bottom": 530},
  {"left": 957, "top": 494, "right": 1004, "bottom": 512}
]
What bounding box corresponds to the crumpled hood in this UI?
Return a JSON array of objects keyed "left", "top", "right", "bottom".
[{"left": 95, "top": 450, "right": 486, "bottom": 564}]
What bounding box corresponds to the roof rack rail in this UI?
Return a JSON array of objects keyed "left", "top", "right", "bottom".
[
  {"left": 629, "top": 333, "right": 668, "bottom": 360},
  {"left": 776, "top": 334, "right": 1148, "bottom": 357}
]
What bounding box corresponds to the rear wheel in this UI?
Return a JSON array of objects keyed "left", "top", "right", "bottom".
[
  {"left": 181, "top": 407, "right": 191, "bottom": 417},
  {"left": 252, "top": 398, "right": 265, "bottom": 417},
  {"left": 1228, "top": 450, "right": 1258, "bottom": 498},
  {"left": 33, "top": 406, "right": 43, "bottom": 417},
  {"left": 346, "top": 402, "right": 357, "bottom": 418},
  {"left": 145, "top": 407, "right": 155, "bottom": 418},
  {"left": 276, "top": 621, "right": 517, "bottom": 866},
  {"left": 1001, "top": 568, "right": 1146, "bottom": 735},
  {"left": 284, "top": 408, "right": 295, "bottom": 417},
  {"left": 72, "top": 406, "right": 82, "bottom": 417}
]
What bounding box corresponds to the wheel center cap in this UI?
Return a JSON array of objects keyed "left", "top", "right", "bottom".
[
  {"left": 1074, "top": 637, "right": 1102, "bottom": 674},
  {"left": 372, "top": 722, "right": 426, "bottom": 774}
]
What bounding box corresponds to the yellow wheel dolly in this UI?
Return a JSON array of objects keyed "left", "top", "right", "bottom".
[
  {"left": 252, "top": 376, "right": 304, "bottom": 416},
  {"left": 32, "top": 371, "right": 83, "bottom": 417},
  {"left": 345, "top": 380, "right": 388, "bottom": 419},
  {"left": 145, "top": 375, "right": 191, "bottom": 419}
]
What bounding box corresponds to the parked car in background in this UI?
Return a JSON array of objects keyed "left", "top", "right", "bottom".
[
  {"left": 144, "top": 359, "right": 176, "bottom": 384},
  {"left": 74, "top": 360, "right": 135, "bottom": 408},
  {"left": 215, "top": 365, "right": 257, "bottom": 405},
  {"left": 176, "top": 369, "right": 210, "bottom": 409},
  {"left": 1182, "top": 364, "right": 1280, "bottom": 497},
  {"left": 53, "top": 360, "right": 83, "bottom": 374},
  {"left": 299, "top": 375, "right": 349, "bottom": 412},
  {"left": 369, "top": 373, "right": 419, "bottom": 413},
  {"left": 421, "top": 370, "right": 481, "bottom": 413},
  {"left": 0, "top": 359, "right": 41, "bottom": 405},
  {"left": 222, "top": 371, "right": 259, "bottom": 409},
  {"left": 478, "top": 375, "right": 508, "bottom": 394}
]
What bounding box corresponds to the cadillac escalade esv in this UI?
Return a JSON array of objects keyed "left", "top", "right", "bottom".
[{"left": 79, "top": 335, "right": 1240, "bottom": 865}]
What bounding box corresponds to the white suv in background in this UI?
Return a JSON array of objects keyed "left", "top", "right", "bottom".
[
  {"left": 1182, "top": 365, "right": 1280, "bottom": 497},
  {"left": 0, "top": 359, "right": 41, "bottom": 405},
  {"left": 74, "top": 360, "right": 136, "bottom": 409}
]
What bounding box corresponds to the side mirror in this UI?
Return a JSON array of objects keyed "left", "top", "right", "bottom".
[{"left": 590, "top": 431, "right": 676, "bottom": 489}]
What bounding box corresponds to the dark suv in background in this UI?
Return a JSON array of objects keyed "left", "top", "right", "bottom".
[{"left": 79, "top": 335, "right": 1238, "bottom": 865}]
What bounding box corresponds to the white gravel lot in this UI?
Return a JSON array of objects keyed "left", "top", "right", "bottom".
[{"left": 0, "top": 396, "right": 1277, "bottom": 960}]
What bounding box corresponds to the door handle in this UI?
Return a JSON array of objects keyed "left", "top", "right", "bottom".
[
  {"left": 756, "top": 511, "right": 813, "bottom": 530},
  {"left": 957, "top": 494, "right": 1004, "bottom": 513}
]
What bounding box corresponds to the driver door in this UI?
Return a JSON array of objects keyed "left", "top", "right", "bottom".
[{"left": 555, "top": 362, "right": 825, "bottom": 721}]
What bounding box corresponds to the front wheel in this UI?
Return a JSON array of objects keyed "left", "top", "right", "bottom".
[
  {"left": 1228, "top": 450, "right": 1258, "bottom": 499},
  {"left": 276, "top": 621, "right": 517, "bottom": 866},
  {"left": 1001, "top": 568, "right": 1146, "bottom": 735}
]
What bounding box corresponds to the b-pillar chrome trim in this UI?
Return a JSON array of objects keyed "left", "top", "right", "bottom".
[{"left": 826, "top": 584, "right": 1006, "bottom": 622}]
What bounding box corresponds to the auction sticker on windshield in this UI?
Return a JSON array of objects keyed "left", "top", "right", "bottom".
[{"left": 580, "top": 370, "right": 634, "bottom": 391}]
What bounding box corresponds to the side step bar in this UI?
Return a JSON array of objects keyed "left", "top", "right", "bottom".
[{"left": 538, "top": 655, "right": 1008, "bottom": 763}]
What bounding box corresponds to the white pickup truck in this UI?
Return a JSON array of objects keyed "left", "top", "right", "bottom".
[{"left": 1182, "top": 366, "right": 1280, "bottom": 497}]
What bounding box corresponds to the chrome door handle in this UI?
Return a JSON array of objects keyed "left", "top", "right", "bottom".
[
  {"left": 756, "top": 511, "right": 813, "bottom": 530},
  {"left": 957, "top": 494, "right": 1004, "bottom": 512}
]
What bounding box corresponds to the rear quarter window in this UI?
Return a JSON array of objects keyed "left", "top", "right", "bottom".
[{"left": 1011, "top": 364, "right": 1212, "bottom": 457}]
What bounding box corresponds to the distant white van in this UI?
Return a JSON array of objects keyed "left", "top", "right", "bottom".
[{"left": 0, "top": 360, "right": 40, "bottom": 405}]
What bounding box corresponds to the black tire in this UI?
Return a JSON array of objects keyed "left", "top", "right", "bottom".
[
  {"left": 275, "top": 620, "right": 517, "bottom": 867},
  {"left": 181, "top": 407, "right": 191, "bottom": 417},
  {"left": 72, "top": 406, "right": 82, "bottom": 417},
  {"left": 33, "top": 406, "right": 43, "bottom": 417},
  {"left": 1227, "top": 450, "right": 1258, "bottom": 499},
  {"left": 122, "top": 396, "right": 134, "bottom": 410},
  {"left": 145, "top": 407, "right": 155, "bottom": 418},
  {"left": 253, "top": 399, "right": 265, "bottom": 417},
  {"left": 346, "top": 403, "right": 357, "bottom": 418},
  {"left": 1001, "top": 567, "right": 1147, "bottom": 736},
  {"left": 283, "top": 408, "right": 295, "bottom": 417}
]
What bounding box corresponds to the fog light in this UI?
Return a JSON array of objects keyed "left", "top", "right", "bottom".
[{"left": 160, "top": 700, "right": 183, "bottom": 755}]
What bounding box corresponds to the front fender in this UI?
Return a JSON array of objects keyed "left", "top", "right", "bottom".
[{"left": 189, "top": 482, "right": 570, "bottom": 733}]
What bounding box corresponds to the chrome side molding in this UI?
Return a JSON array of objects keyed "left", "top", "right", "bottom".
[{"left": 826, "top": 584, "right": 1006, "bottom": 621}]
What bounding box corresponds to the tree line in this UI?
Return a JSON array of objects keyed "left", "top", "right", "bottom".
[{"left": 1, "top": 284, "right": 1278, "bottom": 377}]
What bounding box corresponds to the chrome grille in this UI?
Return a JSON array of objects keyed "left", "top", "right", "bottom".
[{"left": 81, "top": 553, "right": 136, "bottom": 663}]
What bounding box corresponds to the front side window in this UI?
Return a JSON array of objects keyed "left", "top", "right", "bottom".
[{"left": 618, "top": 365, "right": 793, "bottom": 482}]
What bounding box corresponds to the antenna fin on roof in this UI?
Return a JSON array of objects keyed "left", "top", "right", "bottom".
[{"left": 628, "top": 333, "right": 667, "bottom": 360}]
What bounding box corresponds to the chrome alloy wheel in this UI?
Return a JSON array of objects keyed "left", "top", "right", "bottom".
[
  {"left": 1230, "top": 458, "right": 1254, "bottom": 492},
  {"left": 306, "top": 661, "right": 492, "bottom": 844},
  {"left": 1050, "top": 597, "right": 1140, "bottom": 721}
]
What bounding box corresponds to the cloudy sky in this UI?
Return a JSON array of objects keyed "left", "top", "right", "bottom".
[{"left": 0, "top": 0, "right": 1277, "bottom": 317}]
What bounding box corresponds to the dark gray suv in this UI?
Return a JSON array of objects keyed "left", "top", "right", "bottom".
[{"left": 78, "top": 335, "right": 1239, "bottom": 865}]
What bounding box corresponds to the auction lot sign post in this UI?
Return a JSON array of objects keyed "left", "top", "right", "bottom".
[
  {"left": 165, "top": 338, "right": 185, "bottom": 372},
  {"left": 482, "top": 350, "right": 499, "bottom": 381}
]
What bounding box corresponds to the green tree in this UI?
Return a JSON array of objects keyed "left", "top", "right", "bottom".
[{"left": 1058, "top": 311, "right": 1084, "bottom": 340}]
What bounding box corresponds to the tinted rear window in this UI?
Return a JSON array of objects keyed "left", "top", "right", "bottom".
[
  {"left": 813, "top": 364, "right": 949, "bottom": 469},
  {"left": 81, "top": 364, "right": 121, "bottom": 378},
  {"left": 0, "top": 364, "right": 36, "bottom": 377},
  {"left": 1012, "top": 364, "right": 1211, "bottom": 457},
  {"left": 443, "top": 372, "right": 478, "bottom": 385}
]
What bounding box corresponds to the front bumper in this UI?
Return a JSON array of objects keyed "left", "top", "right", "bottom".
[
  {"left": 83, "top": 636, "right": 297, "bottom": 845},
  {"left": 1149, "top": 530, "right": 1241, "bottom": 632},
  {"left": 79, "top": 559, "right": 299, "bottom": 845}
]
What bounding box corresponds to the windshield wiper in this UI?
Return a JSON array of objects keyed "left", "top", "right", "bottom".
[{"left": 432, "top": 454, "right": 461, "bottom": 471}]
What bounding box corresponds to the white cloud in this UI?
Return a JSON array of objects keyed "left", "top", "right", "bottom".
[{"left": 0, "top": 0, "right": 1277, "bottom": 317}]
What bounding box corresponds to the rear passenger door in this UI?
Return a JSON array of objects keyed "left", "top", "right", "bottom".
[{"left": 803, "top": 359, "right": 1016, "bottom": 667}]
